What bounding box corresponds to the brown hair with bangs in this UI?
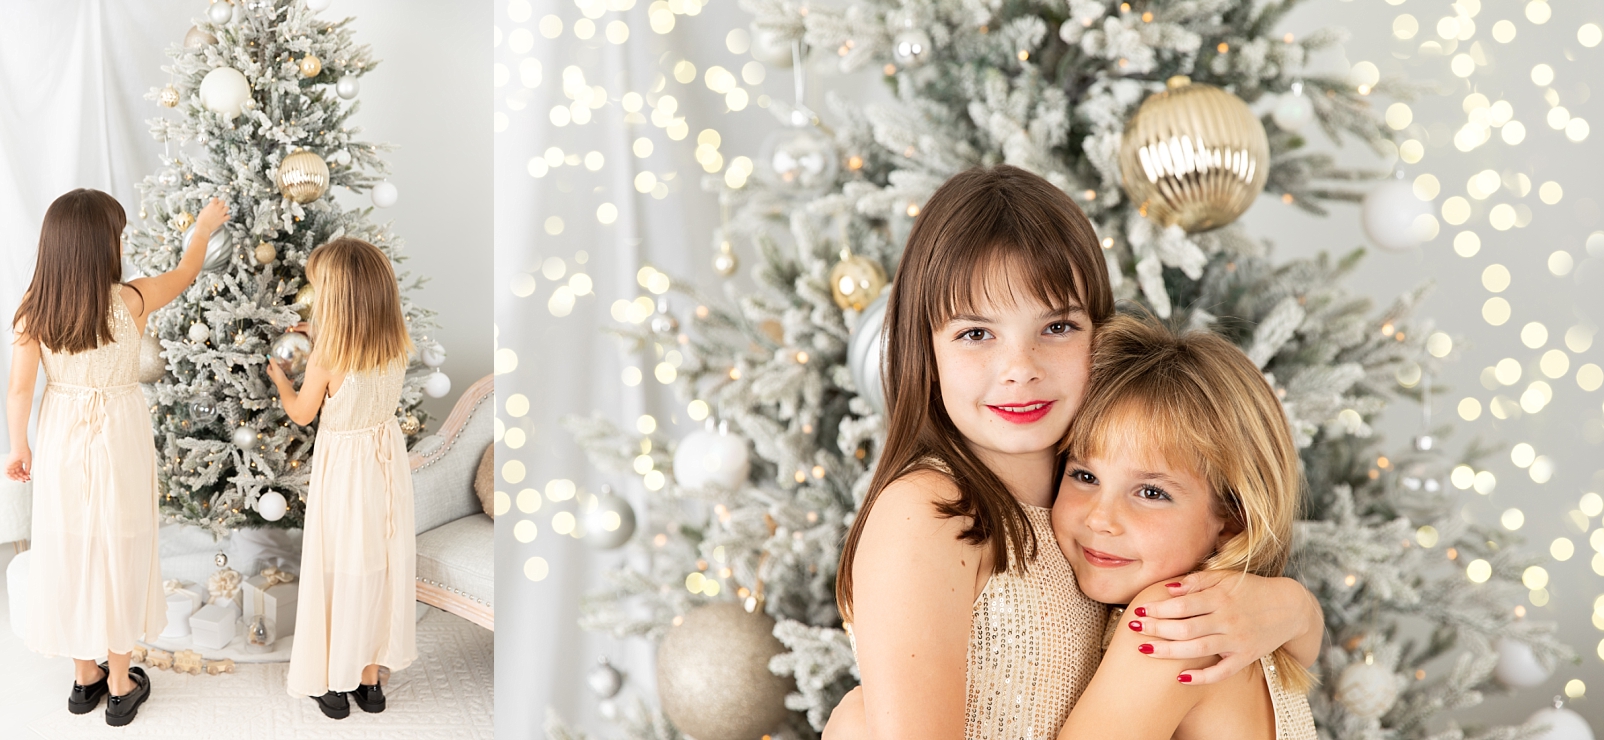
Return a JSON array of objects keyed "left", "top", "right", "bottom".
[
  {"left": 305, "top": 238, "right": 413, "bottom": 374},
  {"left": 836, "top": 165, "right": 1113, "bottom": 620},
  {"left": 12, "top": 189, "right": 128, "bottom": 354},
  {"left": 1062, "top": 313, "right": 1312, "bottom": 692}
]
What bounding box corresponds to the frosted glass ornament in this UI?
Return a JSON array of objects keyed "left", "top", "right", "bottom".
[
  {"left": 372, "top": 181, "right": 398, "bottom": 208},
  {"left": 199, "top": 67, "right": 251, "bottom": 120},
  {"left": 424, "top": 370, "right": 452, "bottom": 398},
  {"left": 336, "top": 76, "right": 359, "bottom": 99},
  {"left": 891, "top": 29, "right": 933, "bottom": 67},
  {"left": 672, "top": 423, "right": 750, "bottom": 490},
  {"left": 1273, "top": 85, "right": 1315, "bottom": 132},
  {"left": 256, "top": 490, "right": 288, "bottom": 522},
  {"left": 1496, "top": 638, "right": 1553, "bottom": 688},
  {"left": 1362, "top": 179, "right": 1433, "bottom": 252},
  {"left": 761, "top": 126, "right": 838, "bottom": 197}
]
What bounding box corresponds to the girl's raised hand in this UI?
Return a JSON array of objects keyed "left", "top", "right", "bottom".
[
  {"left": 195, "top": 197, "right": 229, "bottom": 234},
  {"left": 1126, "top": 571, "right": 1322, "bottom": 685}
]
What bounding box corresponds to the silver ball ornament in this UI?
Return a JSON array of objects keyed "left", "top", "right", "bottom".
[
  {"left": 208, "top": 1, "right": 235, "bottom": 25},
  {"left": 587, "top": 657, "right": 625, "bottom": 698},
  {"left": 188, "top": 322, "right": 211, "bottom": 343},
  {"left": 891, "top": 28, "right": 933, "bottom": 67},
  {"left": 182, "top": 220, "right": 232, "bottom": 272},
  {"left": 847, "top": 294, "right": 888, "bottom": 413},
  {"left": 336, "top": 76, "right": 360, "bottom": 100},
  {"left": 583, "top": 488, "right": 637, "bottom": 549},
  {"left": 232, "top": 426, "right": 257, "bottom": 449},
  {"left": 713, "top": 247, "right": 738, "bottom": 277},
  {"left": 656, "top": 602, "right": 794, "bottom": 740},
  {"left": 649, "top": 299, "right": 679, "bottom": 335},
  {"left": 270, "top": 331, "right": 313, "bottom": 376},
  {"left": 760, "top": 126, "right": 839, "bottom": 197},
  {"left": 139, "top": 334, "right": 167, "bottom": 383},
  {"left": 1334, "top": 659, "right": 1401, "bottom": 720}
]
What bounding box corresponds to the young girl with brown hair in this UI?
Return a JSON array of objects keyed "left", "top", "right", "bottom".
[
  {"left": 1052, "top": 313, "right": 1316, "bottom": 739},
  {"left": 829, "top": 166, "right": 1322, "bottom": 739},
  {"left": 5, "top": 190, "right": 227, "bottom": 726},
  {"left": 266, "top": 237, "right": 416, "bottom": 719}
]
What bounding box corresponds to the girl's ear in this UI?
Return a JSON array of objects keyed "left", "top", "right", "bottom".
[{"left": 1213, "top": 490, "right": 1245, "bottom": 550}]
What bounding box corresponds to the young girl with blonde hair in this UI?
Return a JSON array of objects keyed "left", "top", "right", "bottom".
[
  {"left": 828, "top": 166, "right": 1323, "bottom": 740},
  {"left": 267, "top": 237, "right": 416, "bottom": 719},
  {"left": 1052, "top": 313, "right": 1316, "bottom": 739},
  {"left": 6, "top": 190, "right": 227, "bottom": 726}
]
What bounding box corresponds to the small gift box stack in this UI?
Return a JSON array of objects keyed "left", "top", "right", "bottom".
[
  {"left": 190, "top": 598, "right": 240, "bottom": 650},
  {"left": 158, "top": 581, "right": 207, "bottom": 639}
]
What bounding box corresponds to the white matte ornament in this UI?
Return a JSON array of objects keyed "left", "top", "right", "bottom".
[
  {"left": 1272, "top": 85, "right": 1315, "bottom": 132},
  {"left": 1334, "top": 659, "right": 1401, "bottom": 720},
  {"left": 307, "top": 0, "right": 332, "bottom": 10},
  {"left": 335, "top": 76, "right": 359, "bottom": 100},
  {"left": 1495, "top": 638, "right": 1553, "bottom": 688},
  {"left": 587, "top": 657, "right": 624, "bottom": 698},
  {"left": 761, "top": 126, "right": 839, "bottom": 196},
  {"left": 583, "top": 489, "right": 637, "bottom": 549},
  {"left": 371, "top": 181, "right": 398, "bottom": 208},
  {"left": 232, "top": 426, "right": 256, "bottom": 449},
  {"left": 189, "top": 322, "right": 211, "bottom": 343},
  {"left": 1362, "top": 179, "right": 1434, "bottom": 252},
  {"left": 891, "top": 28, "right": 933, "bottom": 67},
  {"left": 672, "top": 425, "right": 750, "bottom": 490},
  {"left": 749, "top": 24, "right": 793, "bottom": 67},
  {"left": 208, "top": 1, "right": 234, "bottom": 25},
  {"left": 848, "top": 294, "right": 888, "bottom": 413},
  {"left": 424, "top": 370, "right": 451, "bottom": 398},
  {"left": 182, "top": 221, "right": 231, "bottom": 272},
  {"left": 1528, "top": 705, "right": 1595, "bottom": 740},
  {"left": 256, "top": 490, "right": 288, "bottom": 522},
  {"left": 420, "top": 341, "right": 447, "bottom": 368},
  {"left": 198, "top": 67, "right": 251, "bottom": 120}
]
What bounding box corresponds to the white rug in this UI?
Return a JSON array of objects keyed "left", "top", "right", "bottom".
[{"left": 24, "top": 607, "right": 493, "bottom": 740}]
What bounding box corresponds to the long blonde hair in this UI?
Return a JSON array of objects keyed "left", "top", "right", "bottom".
[
  {"left": 1062, "top": 313, "right": 1313, "bottom": 693},
  {"left": 305, "top": 238, "right": 412, "bottom": 374}
]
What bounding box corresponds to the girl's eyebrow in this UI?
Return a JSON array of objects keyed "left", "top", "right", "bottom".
[{"left": 946, "top": 313, "right": 993, "bottom": 324}]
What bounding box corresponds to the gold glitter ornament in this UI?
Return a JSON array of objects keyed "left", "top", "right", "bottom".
[
  {"left": 169, "top": 211, "right": 195, "bottom": 232},
  {"left": 158, "top": 85, "right": 180, "bottom": 108},
  {"left": 1117, "top": 76, "right": 1269, "bottom": 233},
  {"left": 299, "top": 54, "right": 322, "bottom": 78},
  {"left": 399, "top": 414, "right": 421, "bottom": 435},
  {"left": 138, "top": 332, "right": 167, "bottom": 384},
  {"left": 294, "top": 284, "right": 316, "bottom": 320},
  {"left": 828, "top": 253, "right": 887, "bottom": 311},
  {"left": 275, "top": 149, "right": 329, "bottom": 203},
  {"left": 656, "top": 602, "right": 792, "bottom": 740},
  {"left": 254, "top": 242, "right": 277, "bottom": 264}
]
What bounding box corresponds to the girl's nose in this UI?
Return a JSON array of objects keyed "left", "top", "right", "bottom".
[
  {"left": 998, "top": 339, "right": 1043, "bottom": 385},
  {"left": 1084, "top": 493, "right": 1121, "bottom": 535}
]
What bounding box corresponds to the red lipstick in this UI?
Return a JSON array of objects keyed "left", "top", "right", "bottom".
[{"left": 986, "top": 400, "right": 1054, "bottom": 424}]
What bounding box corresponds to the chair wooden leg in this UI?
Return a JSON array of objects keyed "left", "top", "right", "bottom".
[{"left": 12, "top": 539, "right": 27, "bottom": 554}]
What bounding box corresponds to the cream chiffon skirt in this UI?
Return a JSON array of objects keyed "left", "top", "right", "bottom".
[
  {"left": 286, "top": 421, "right": 416, "bottom": 696},
  {"left": 26, "top": 383, "right": 165, "bottom": 658}
]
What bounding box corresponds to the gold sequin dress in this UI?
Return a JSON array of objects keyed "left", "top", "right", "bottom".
[
  {"left": 287, "top": 363, "right": 416, "bottom": 696},
  {"left": 26, "top": 286, "right": 166, "bottom": 658},
  {"left": 964, "top": 503, "right": 1108, "bottom": 740},
  {"left": 1105, "top": 607, "right": 1316, "bottom": 739}
]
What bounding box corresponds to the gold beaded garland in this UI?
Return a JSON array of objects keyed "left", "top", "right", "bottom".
[{"left": 1117, "top": 76, "right": 1270, "bottom": 233}]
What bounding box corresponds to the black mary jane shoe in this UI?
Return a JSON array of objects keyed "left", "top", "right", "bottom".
[
  {"left": 67, "top": 661, "right": 110, "bottom": 714},
  {"left": 351, "top": 682, "right": 386, "bottom": 714},
  {"left": 104, "top": 667, "right": 151, "bottom": 727},
  {"left": 313, "top": 690, "right": 350, "bottom": 720}
]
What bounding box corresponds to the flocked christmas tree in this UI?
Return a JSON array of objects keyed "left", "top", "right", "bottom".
[
  {"left": 127, "top": 0, "right": 443, "bottom": 535},
  {"left": 563, "top": 0, "right": 1574, "bottom": 737}
]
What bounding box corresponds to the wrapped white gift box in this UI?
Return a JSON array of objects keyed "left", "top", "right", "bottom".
[
  {"left": 190, "top": 601, "right": 239, "bottom": 650},
  {"left": 159, "top": 583, "right": 207, "bottom": 639},
  {"left": 240, "top": 574, "right": 298, "bottom": 637}
]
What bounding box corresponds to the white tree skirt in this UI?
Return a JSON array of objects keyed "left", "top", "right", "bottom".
[{"left": 26, "top": 607, "right": 492, "bottom": 739}]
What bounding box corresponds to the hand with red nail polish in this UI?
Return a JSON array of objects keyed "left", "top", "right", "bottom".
[
  {"left": 1127, "top": 620, "right": 1142, "bottom": 632},
  {"left": 1133, "top": 607, "right": 1146, "bottom": 617},
  {"left": 1138, "top": 643, "right": 1154, "bottom": 654}
]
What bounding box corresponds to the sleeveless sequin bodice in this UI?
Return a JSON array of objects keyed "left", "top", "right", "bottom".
[
  {"left": 965, "top": 504, "right": 1107, "bottom": 740},
  {"left": 40, "top": 286, "right": 139, "bottom": 387},
  {"left": 318, "top": 363, "right": 404, "bottom": 431}
]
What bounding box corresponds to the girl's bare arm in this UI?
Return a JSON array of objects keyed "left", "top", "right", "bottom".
[
  {"left": 4, "top": 325, "right": 41, "bottom": 481},
  {"left": 127, "top": 197, "right": 227, "bottom": 320},
  {"left": 266, "top": 354, "right": 332, "bottom": 425}
]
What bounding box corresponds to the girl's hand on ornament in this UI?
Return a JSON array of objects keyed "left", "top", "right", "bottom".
[
  {"left": 3, "top": 447, "right": 30, "bottom": 482},
  {"left": 196, "top": 198, "right": 229, "bottom": 233},
  {"left": 1128, "top": 571, "right": 1321, "bottom": 685},
  {"left": 265, "top": 355, "right": 289, "bottom": 387},
  {"left": 289, "top": 322, "right": 310, "bottom": 334}
]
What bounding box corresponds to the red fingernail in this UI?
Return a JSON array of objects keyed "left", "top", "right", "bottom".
[
  {"left": 1177, "top": 674, "right": 1192, "bottom": 683},
  {"left": 1138, "top": 643, "right": 1154, "bottom": 654},
  {"left": 1164, "top": 582, "right": 1182, "bottom": 588},
  {"left": 1134, "top": 607, "right": 1147, "bottom": 617},
  {"left": 1128, "top": 620, "right": 1142, "bottom": 632}
]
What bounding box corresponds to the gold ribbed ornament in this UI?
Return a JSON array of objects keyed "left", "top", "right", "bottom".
[
  {"left": 275, "top": 150, "right": 329, "bottom": 204},
  {"left": 295, "top": 283, "right": 316, "bottom": 320},
  {"left": 1117, "top": 76, "right": 1269, "bottom": 233}
]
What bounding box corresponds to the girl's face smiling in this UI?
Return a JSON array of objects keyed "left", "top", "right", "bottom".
[
  {"left": 932, "top": 265, "right": 1091, "bottom": 473},
  {"left": 1052, "top": 427, "right": 1230, "bottom": 604}
]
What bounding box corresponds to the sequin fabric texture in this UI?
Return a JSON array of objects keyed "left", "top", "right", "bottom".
[{"left": 965, "top": 504, "right": 1107, "bottom": 740}]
